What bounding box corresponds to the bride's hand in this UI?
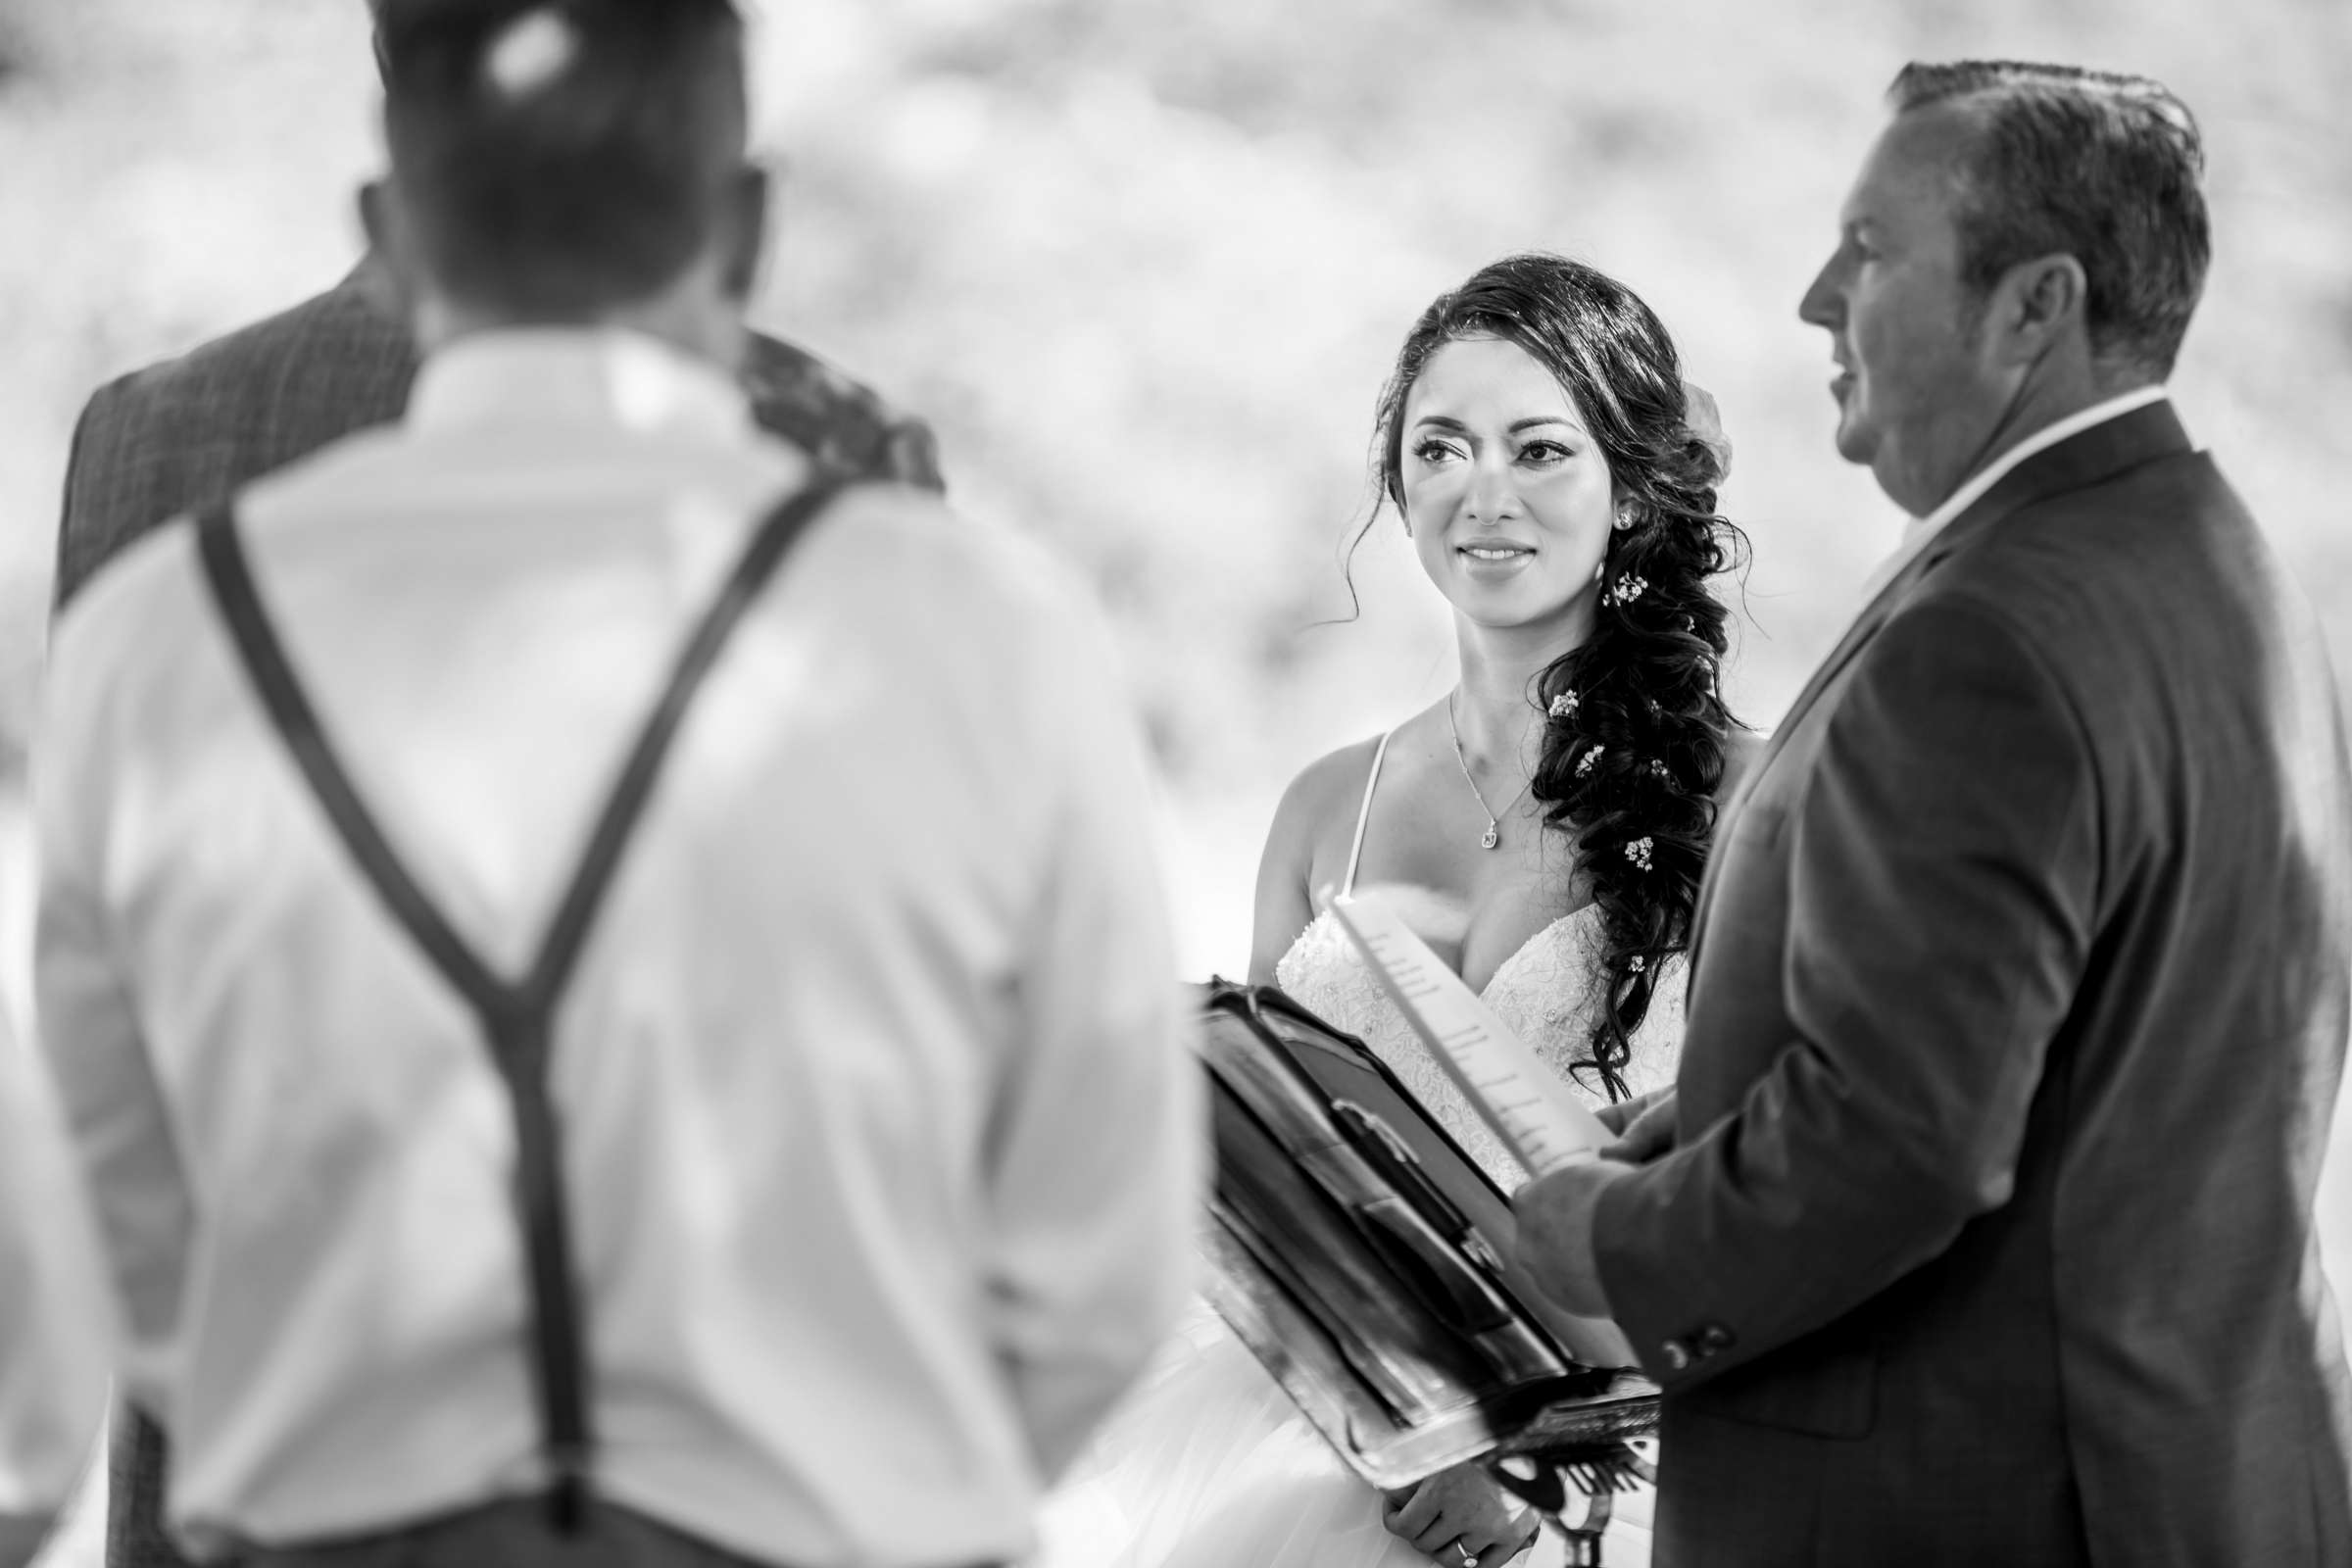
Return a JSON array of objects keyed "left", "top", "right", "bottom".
[
  {"left": 1381, "top": 1462, "right": 1541, "bottom": 1567},
  {"left": 0, "top": 1512, "right": 57, "bottom": 1568}
]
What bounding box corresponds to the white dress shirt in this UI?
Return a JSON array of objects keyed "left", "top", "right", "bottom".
[
  {"left": 1851, "top": 385, "right": 2173, "bottom": 611},
  {"left": 0, "top": 999, "right": 109, "bottom": 1527},
  {"left": 34, "top": 329, "right": 1200, "bottom": 1565}
]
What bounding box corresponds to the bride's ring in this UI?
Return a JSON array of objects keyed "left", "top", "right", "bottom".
[{"left": 1453, "top": 1544, "right": 1478, "bottom": 1566}]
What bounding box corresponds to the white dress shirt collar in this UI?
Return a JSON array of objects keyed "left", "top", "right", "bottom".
[{"left": 408, "top": 326, "right": 754, "bottom": 442}]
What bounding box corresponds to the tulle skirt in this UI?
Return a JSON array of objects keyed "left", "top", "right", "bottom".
[{"left": 1025, "top": 1300, "right": 1651, "bottom": 1568}]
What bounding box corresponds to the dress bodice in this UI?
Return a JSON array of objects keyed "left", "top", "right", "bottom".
[
  {"left": 1025, "top": 728, "right": 1678, "bottom": 1568},
  {"left": 1274, "top": 905, "right": 1683, "bottom": 1189}
]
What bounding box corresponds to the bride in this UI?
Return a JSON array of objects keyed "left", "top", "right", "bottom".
[{"left": 1031, "top": 253, "right": 1748, "bottom": 1568}]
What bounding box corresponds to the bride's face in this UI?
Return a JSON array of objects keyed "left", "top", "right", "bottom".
[{"left": 1399, "top": 334, "right": 1617, "bottom": 639}]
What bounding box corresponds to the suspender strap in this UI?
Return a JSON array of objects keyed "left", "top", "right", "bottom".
[{"left": 193, "top": 482, "right": 844, "bottom": 1533}]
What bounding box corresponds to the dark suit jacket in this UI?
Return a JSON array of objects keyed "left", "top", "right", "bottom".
[
  {"left": 53, "top": 262, "right": 945, "bottom": 1568},
  {"left": 1592, "top": 402, "right": 2352, "bottom": 1566}
]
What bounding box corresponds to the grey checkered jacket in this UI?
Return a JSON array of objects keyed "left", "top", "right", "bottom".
[{"left": 58, "top": 263, "right": 944, "bottom": 607}]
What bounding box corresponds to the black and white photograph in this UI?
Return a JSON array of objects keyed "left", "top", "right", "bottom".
[{"left": 1, "top": 2, "right": 2348, "bottom": 1566}]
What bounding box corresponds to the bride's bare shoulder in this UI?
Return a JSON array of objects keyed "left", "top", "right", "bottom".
[
  {"left": 1251, "top": 733, "right": 1397, "bottom": 980},
  {"left": 1259, "top": 732, "right": 1395, "bottom": 873},
  {"left": 1281, "top": 733, "right": 1390, "bottom": 815}
]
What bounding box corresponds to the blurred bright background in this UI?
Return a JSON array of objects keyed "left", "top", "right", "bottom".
[{"left": 2, "top": 1, "right": 2347, "bottom": 1560}]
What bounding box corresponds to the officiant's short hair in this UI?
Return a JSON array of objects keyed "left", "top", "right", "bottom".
[
  {"left": 1890, "top": 61, "right": 2210, "bottom": 382},
  {"left": 372, "top": 0, "right": 749, "bottom": 315}
]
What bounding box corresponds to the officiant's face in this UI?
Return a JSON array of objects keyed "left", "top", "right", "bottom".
[
  {"left": 1399, "top": 334, "right": 1615, "bottom": 636},
  {"left": 1800, "top": 105, "right": 2004, "bottom": 515}
]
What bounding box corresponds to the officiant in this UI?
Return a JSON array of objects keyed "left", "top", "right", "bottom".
[{"left": 1513, "top": 59, "right": 2352, "bottom": 1567}]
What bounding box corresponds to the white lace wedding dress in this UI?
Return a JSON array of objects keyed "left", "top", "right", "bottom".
[{"left": 1025, "top": 734, "right": 1683, "bottom": 1568}]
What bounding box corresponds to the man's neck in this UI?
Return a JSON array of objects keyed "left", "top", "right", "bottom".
[
  {"left": 412, "top": 282, "right": 746, "bottom": 377},
  {"left": 1912, "top": 369, "right": 2161, "bottom": 521},
  {"left": 1909, "top": 381, "right": 2168, "bottom": 536}
]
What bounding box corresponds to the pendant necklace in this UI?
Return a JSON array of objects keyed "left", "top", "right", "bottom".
[{"left": 1446, "top": 690, "right": 1535, "bottom": 851}]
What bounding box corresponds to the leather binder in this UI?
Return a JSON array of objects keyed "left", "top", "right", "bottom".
[{"left": 1193, "top": 980, "right": 1658, "bottom": 1494}]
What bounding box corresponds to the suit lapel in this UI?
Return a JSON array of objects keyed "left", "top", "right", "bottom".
[
  {"left": 1685, "top": 400, "right": 2194, "bottom": 965},
  {"left": 1683, "top": 579, "right": 1911, "bottom": 972}
]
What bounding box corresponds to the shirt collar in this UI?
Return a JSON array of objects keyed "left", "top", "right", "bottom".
[
  {"left": 1905, "top": 384, "right": 2171, "bottom": 546},
  {"left": 408, "top": 326, "right": 754, "bottom": 442}
]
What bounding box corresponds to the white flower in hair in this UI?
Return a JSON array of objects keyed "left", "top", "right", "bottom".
[
  {"left": 486, "top": 7, "right": 579, "bottom": 99},
  {"left": 1682, "top": 379, "right": 1734, "bottom": 481},
  {"left": 1603, "top": 573, "right": 1649, "bottom": 609},
  {"left": 1624, "top": 836, "right": 1654, "bottom": 871},
  {"left": 1575, "top": 744, "right": 1605, "bottom": 778},
  {"left": 1548, "top": 691, "right": 1579, "bottom": 719}
]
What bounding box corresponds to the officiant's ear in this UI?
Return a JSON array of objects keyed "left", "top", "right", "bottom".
[
  {"left": 357, "top": 178, "right": 421, "bottom": 321},
  {"left": 1984, "top": 251, "right": 2090, "bottom": 369},
  {"left": 716, "top": 163, "right": 772, "bottom": 304},
  {"left": 366, "top": 0, "right": 391, "bottom": 82}
]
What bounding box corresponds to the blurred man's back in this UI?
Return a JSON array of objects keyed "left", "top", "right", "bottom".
[
  {"left": 0, "top": 1004, "right": 109, "bottom": 1568},
  {"left": 34, "top": 5, "right": 1197, "bottom": 1564},
  {"left": 55, "top": 10, "right": 942, "bottom": 1564}
]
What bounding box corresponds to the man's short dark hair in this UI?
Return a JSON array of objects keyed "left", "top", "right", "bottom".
[
  {"left": 374, "top": 0, "right": 748, "bottom": 316},
  {"left": 1890, "top": 60, "right": 2211, "bottom": 381}
]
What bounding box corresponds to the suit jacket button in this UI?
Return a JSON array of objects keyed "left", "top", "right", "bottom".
[
  {"left": 1659, "top": 1339, "right": 1692, "bottom": 1371},
  {"left": 1696, "top": 1323, "right": 1736, "bottom": 1354}
]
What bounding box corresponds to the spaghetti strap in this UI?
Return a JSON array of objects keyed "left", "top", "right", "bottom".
[{"left": 1340, "top": 730, "right": 1395, "bottom": 899}]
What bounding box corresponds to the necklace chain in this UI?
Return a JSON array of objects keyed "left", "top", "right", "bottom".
[{"left": 1446, "top": 690, "right": 1535, "bottom": 851}]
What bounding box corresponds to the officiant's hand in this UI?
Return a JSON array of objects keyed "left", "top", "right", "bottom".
[
  {"left": 1381, "top": 1462, "right": 1540, "bottom": 1568},
  {"left": 1598, "top": 1086, "right": 1679, "bottom": 1164},
  {"left": 1513, "top": 1159, "right": 1631, "bottom": 1318}
]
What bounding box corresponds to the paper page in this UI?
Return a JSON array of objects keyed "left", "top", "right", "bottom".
[
  {"left": 1322, "top": 888, "right": 1639, "bottom": 1368},
  {"left": 1322, "top": 888, "right": 1614, "bottom": 1178}
]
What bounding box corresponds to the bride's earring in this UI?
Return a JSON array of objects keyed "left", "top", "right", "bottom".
[{"left": 1613, "top": 503, "right": 1636, "bottom": 532}]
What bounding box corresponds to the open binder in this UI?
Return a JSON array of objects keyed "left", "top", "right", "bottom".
[{"left": 1193, "top": 973, "right": 1659, "bottom": 1505}]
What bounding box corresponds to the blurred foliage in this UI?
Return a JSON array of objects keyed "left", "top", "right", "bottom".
[{"left": 3, "top": 0, "right": 2349, "bottom": 963}]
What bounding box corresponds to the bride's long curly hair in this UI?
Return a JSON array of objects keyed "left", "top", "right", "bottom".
[{"left": 1374, "top": 253, "right": 1744, "bottom": 1100}]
